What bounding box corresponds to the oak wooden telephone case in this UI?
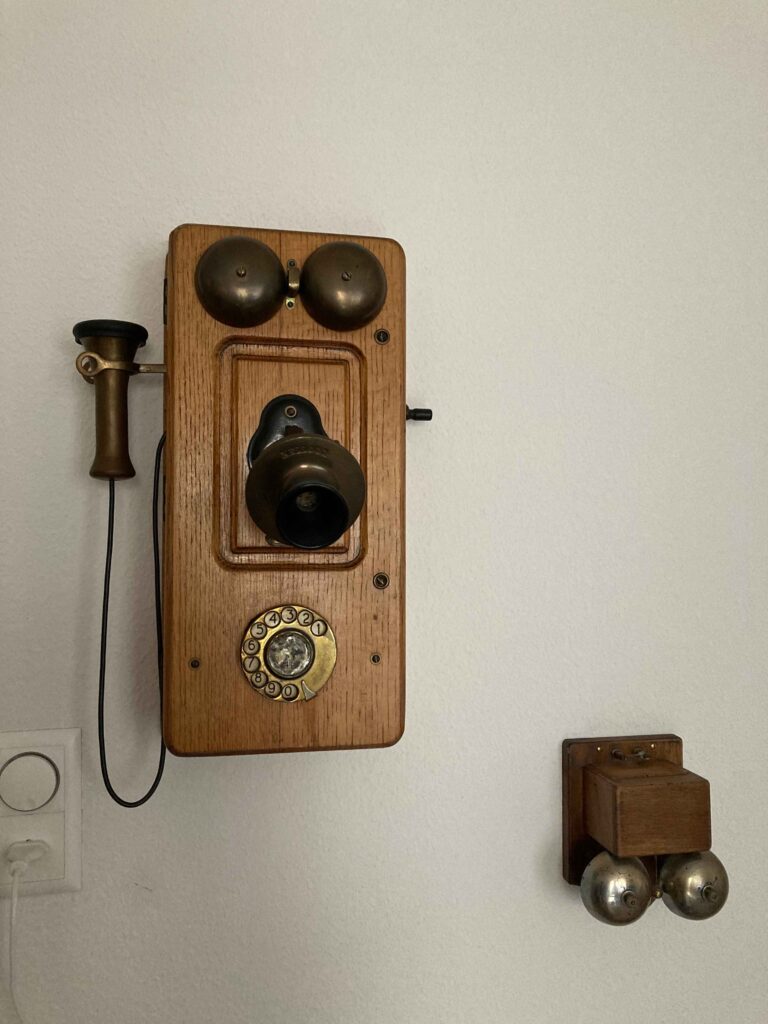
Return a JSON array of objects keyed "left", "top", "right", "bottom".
[{"left": 74, "top": 224, "right": 429, "bottom": 775}]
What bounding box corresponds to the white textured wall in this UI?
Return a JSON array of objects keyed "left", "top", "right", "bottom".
[{"left": 2, "top": 1, "right": 767, "bottom": 1021}]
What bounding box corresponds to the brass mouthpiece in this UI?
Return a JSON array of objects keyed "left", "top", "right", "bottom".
[{"left": 245, "top": 395, "right": 365, "bottom": 550}]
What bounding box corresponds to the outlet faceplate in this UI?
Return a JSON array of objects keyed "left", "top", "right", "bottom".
[{"left": 0, "top": 729, "right": 81, "bottom": 896}]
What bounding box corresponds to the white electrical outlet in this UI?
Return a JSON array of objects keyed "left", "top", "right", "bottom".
[{"left": 0, "top": 729, "right": 81, "bottom": 896}]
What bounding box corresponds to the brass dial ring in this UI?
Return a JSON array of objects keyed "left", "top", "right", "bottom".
[{"left": 240, "top": 605, "right": 336, "bottom": 702}]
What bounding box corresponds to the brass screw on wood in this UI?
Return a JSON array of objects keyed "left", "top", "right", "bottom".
[
  {"left": 373, "top": 572, "right": 390, "bottom": 589},
  {"left": 375, "top": 329, "right": 390, "bottom": 344}
]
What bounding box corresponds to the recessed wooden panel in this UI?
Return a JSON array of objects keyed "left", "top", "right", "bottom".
[
  {"left": 218, "top": 340, "right": 364, "bottom": 565},
  {"left": 162, "top": 223, "right": 405, "bottom": 755}
]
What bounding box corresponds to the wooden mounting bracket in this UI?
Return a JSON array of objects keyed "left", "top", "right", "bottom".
[{"left": 562, "top": 734, "right": 712, "bottom": 885}]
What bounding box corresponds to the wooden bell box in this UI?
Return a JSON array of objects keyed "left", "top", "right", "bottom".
[
  {"left": 562, "top": 734, "right": 712, "bottom": 883},
  {"left": 162, "top": 224, "right": 407, "bottom": 756}
]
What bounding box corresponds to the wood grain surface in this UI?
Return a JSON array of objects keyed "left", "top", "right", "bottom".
[
  {"left": 584, "top": 760, "right": 711, "bottom": 858},
  {"left": 163, "top": 224, "right": 405, "bottom": 755}
]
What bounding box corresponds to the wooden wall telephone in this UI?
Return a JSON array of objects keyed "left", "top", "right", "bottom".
[{"left": 74, "top": 224, "right": 431, "bottom": 803}]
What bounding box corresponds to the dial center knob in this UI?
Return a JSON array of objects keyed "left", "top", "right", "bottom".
[{"left": 265, "top": 629, "right": 315, "bottom": 679}]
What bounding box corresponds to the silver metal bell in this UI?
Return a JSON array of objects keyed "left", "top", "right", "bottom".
[
  {"left": 580, "top": 851, "right": 652, "bottom": 925},
  {"left": 659, "top": 851, "right": 729, "bottom": 920}
]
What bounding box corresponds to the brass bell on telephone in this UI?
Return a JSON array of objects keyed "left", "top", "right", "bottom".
[
  {"left": 299, "top": 241, "right": 387, "bottom": 331},
  {"left": 195, "top": 236, "right": 286, "bottom": 327},
  {"left": 245, "top": 395, "right": 365, "bottom": 550}
]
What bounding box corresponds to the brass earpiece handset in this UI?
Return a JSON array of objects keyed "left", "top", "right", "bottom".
[{"left": 74, "top": 320, "right": 165, "bottom": 479}]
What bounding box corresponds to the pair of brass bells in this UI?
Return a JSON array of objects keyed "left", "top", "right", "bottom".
[
  {"left": 580, "top": 849, "right": 729, "bottom": 925},
  {"left": 195, "top": 237, "right": 387, "bottom": 331}
]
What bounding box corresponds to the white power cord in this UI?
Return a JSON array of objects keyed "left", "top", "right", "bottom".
[
  {"left": 5, "top": 865, "right": 25, "bottom": 1024},
  {"left": 2, "top": 841, "right": 48, "bottom": 1024}
]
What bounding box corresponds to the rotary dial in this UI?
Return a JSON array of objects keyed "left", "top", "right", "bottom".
[{"left": 240, "top": 605, "right": 336, "bottom": 702}]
